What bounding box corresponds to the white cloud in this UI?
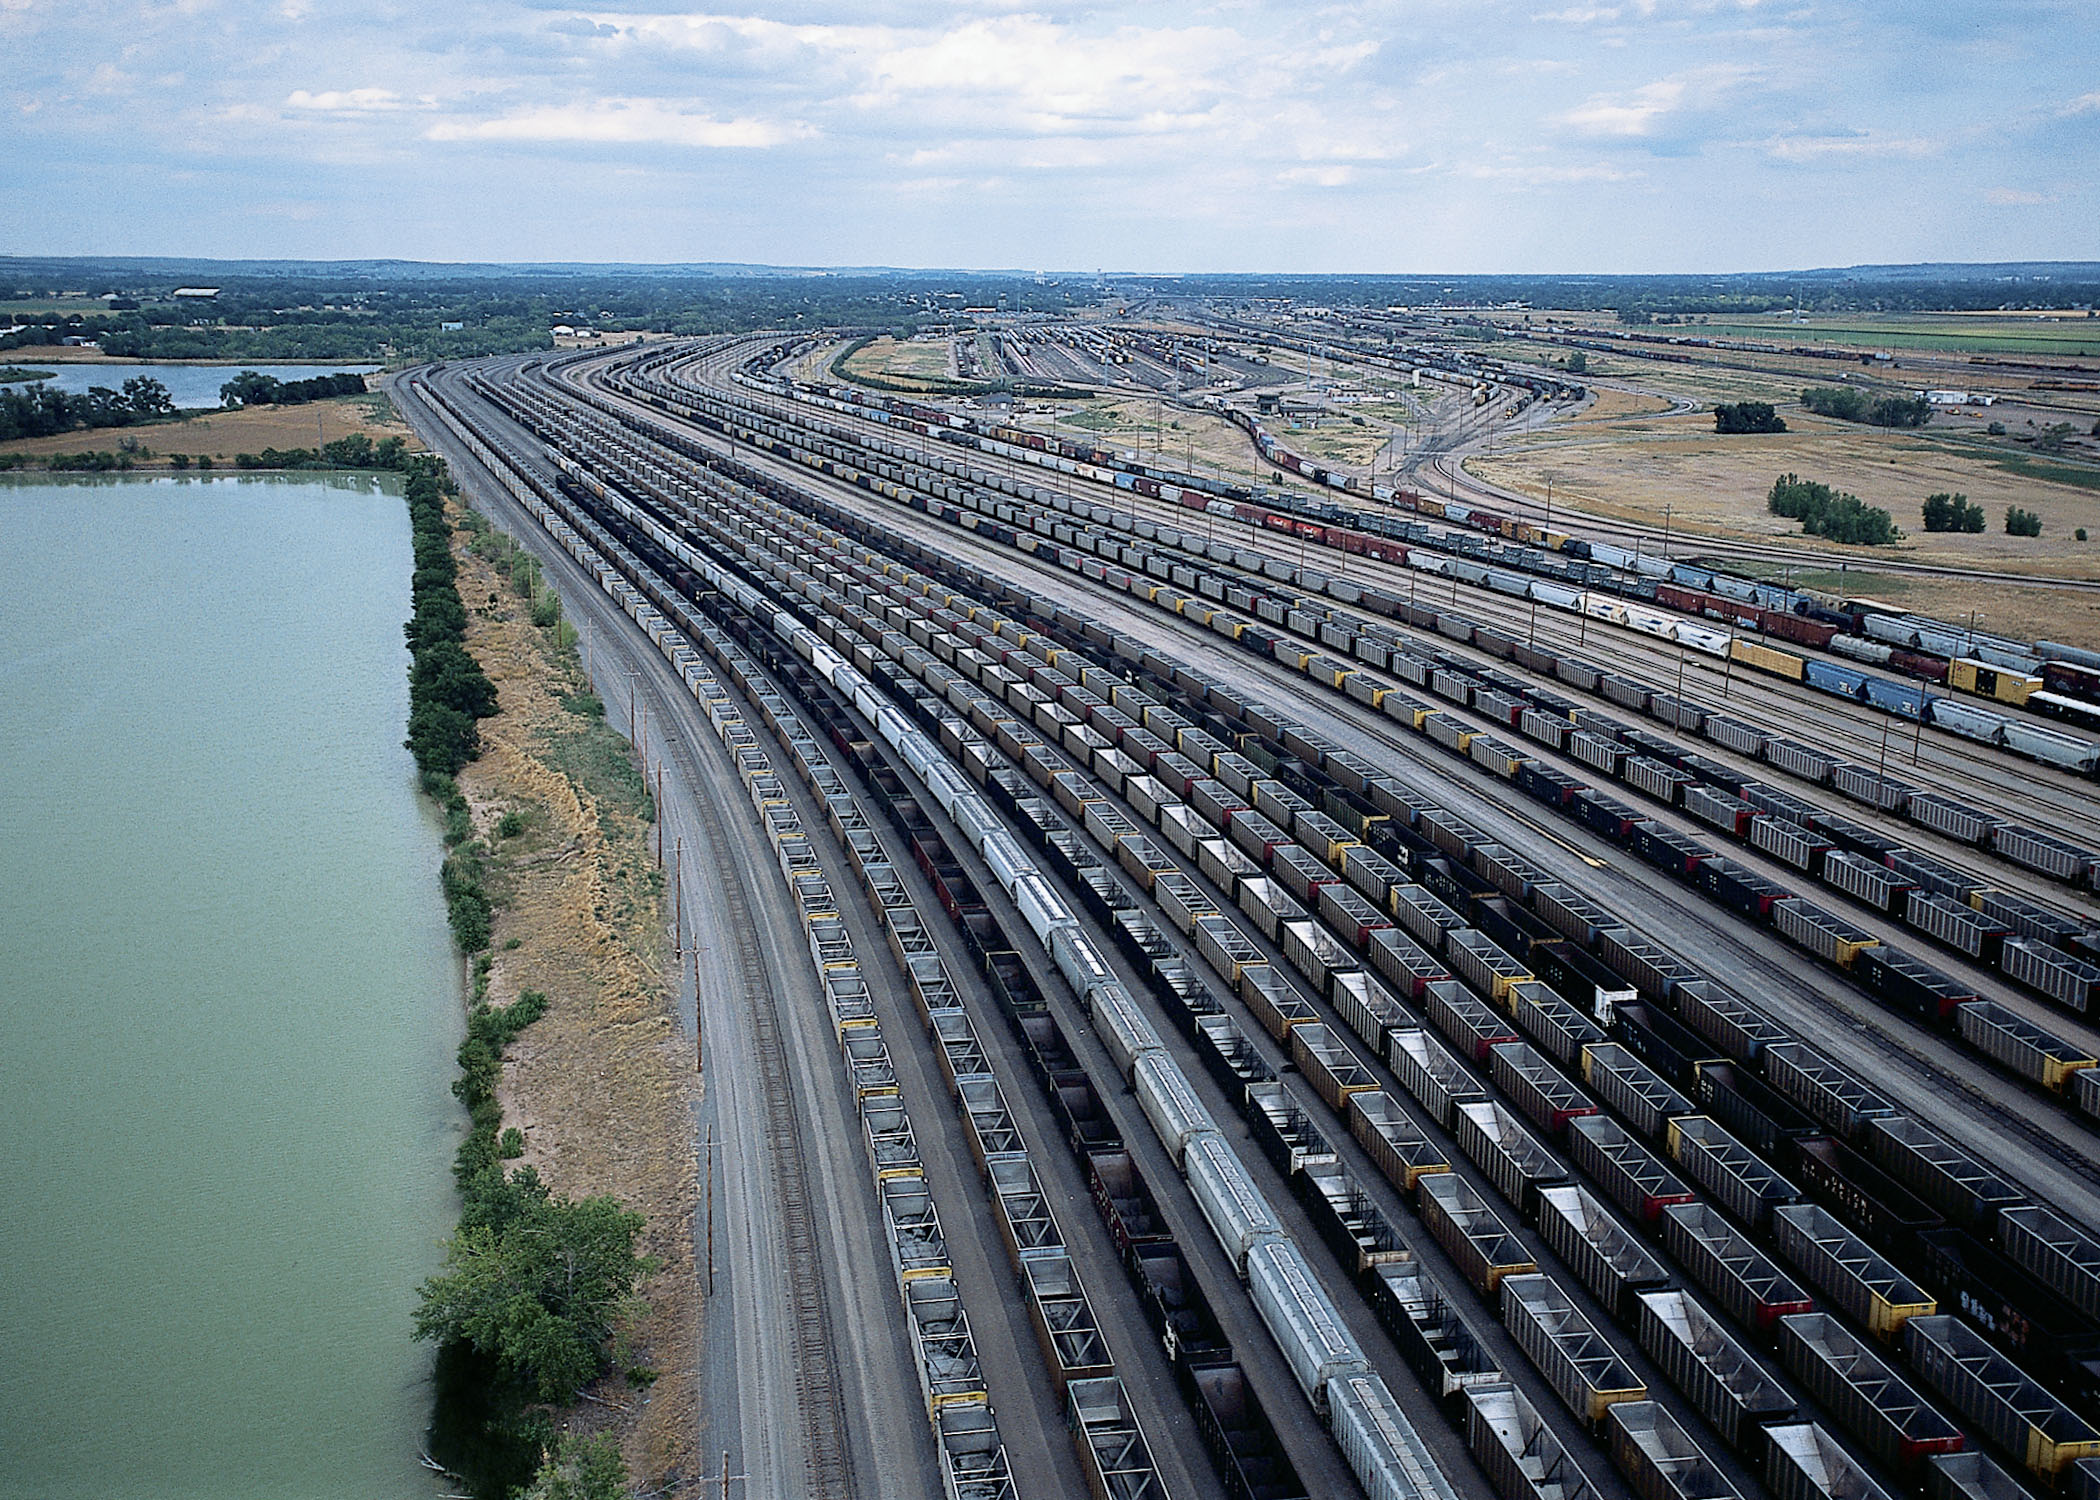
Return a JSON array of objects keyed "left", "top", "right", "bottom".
[
  {"left": 2062, "top": 92, "right": 2100, "bottom": 116},
  {"left": 1984, "top": 187, "right": 2049, "bottom": 206},
  {"left": 1278, "top": 165, "right": 1356, "bottom": 188},
  {"left": 427, "top": 98, "right": 812, "bottom": 150},
  {"left": 1561, "top": 78, "right": 1685, "bottom": 136},
  {"left": 1533, "top": 7, "right": 1622, "bottom": 21},
  {"left": 1761, "top": 131, "right": 1937, "bottom": 162},
  {"left": 286, "top": 88, "right": 414, "bottom": 112}
]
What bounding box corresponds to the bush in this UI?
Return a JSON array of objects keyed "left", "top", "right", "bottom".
[
  {"left": 1768, "top": 472, "right": 1901, "bottom": 546},
  {"left": 1921, "top": 492, "right": 1985, "bottom": 533},
  {"left": 1714, "top": 401, "right": 1786, "bottom": 434},
  {"left": 496, "top": 809, "right": 527, "bottom": 839},
  {"left": 2006, "top": 506, "right": 2043, "bottom": 537},
  {"left": 1987, "top": 421, "right": 2006, "bottom": 435},
  {"left": 2078, "top": 528, "right": 2089, "bottom": 542}
]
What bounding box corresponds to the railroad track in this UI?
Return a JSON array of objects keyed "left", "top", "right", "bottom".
[
  {"left": 595, "top": 353, "right": 2100, "bottom": 1158},
  {"left": 677, "top": 734, "right": 857, "bottom": 1500},
  {"left": 398, "top": 368, "right": 858, "bottom": 1500}
]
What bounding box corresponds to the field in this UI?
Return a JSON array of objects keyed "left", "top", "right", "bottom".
[
  {"left": 0, "top": 391, "right": 421, "bottom": 463},
  {"left": 837, "top": 335, "right": 954, "bottom": 388},
  {"left": 1472, "top": 402, "right": 2100, "bottom": 647},
  {"left": 1693, "top": 313, "right": 2100, "bottom": 358}
]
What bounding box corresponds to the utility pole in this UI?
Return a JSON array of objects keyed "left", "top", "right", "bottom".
[
  {"left": 703, "top": 1125, "right": 717, "bottom": 1295},
  {"left": 698, "top": 1451, "right": 744, "bottom": 1499}
]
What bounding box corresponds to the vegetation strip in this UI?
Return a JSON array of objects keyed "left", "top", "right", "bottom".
[{"left": 400, "top": 458, "right": 656, "bottom": 1500}]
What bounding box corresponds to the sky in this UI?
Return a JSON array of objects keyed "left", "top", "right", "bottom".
[{"left": 3, "top": 0, "right": 2096, "bottom": 273}]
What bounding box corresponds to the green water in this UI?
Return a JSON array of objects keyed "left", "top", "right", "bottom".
[{"left": 0, "top": 474, "right": 460, "bottom": 1498}]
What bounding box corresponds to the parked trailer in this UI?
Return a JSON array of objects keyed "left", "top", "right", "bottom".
[
  {"left": 1995, "top": 1205, "right": 2100, "bottom": 1322},
  {"left": 1923, "top": 1453, "right": 2029, "bottom": 1500},
  {"left": 1607, "top": 1400, "right": 1744, "bottom": 1500},
  {"left": 1584, "top": 1043, "right": 1695, "bottom": 1141},
  {"left": 1571, "top": 1113, "right": 1699, "bottom": 1226},
  {"left": 1502, "top": 1273, "right": 1648, "bottom": 1429},
  {"left": 1777, "top": 1312, "right": 1966, "bottom": 1475},
  {"left": 1772, "top": 1203, "right": 1934, "bottom": 1341},
  {"left": 1483, "top": 1046, "right": 1598, "bottom": 1137},
  {"left": 1763, "top": 1045, "right": 1895, "bottom": 1143},
  {"left": 1181, "top": 1361, "right": 1311, "bottom": 1500},
  {"left": 1861, "top": 1117, "right": 2024, "bottom": 1233},
  {"left": 1329, "top": 1370, "right": 1466, "bottom": 1500},
  {"left": 1067, "top": 1376, "right": 1166, "bottom": 1500},
  {"left": 1350, "top": 1089, "right": 1453, "bottom": 1193},
  {"left": 1391, "top": 1026, "right": 1490, "bottom": 1130},
  {"left": 1636, "top": 1289, "right": 1797, "bottom": 1451},
  {"left": 1663, "top": 1202, "right": 1817, "bottom": 1335},
  {"left": 1955, "top": 1002, "right": 2097, "bottom": 1093},
  {"left": 1764, "top": 1422, "right": 1897, "bottom": 1500},
  {"left": 1538, "top": 1183, "right": 1673, "bottom": 1322},
  {"left": 1458, "top": 1100, "right": 1571, "bottom": 1217},
  {"left": 1904, "top": 1314, "right": 2100, "bottom": 1483},
  {"left": 1668, "top": 1116, "right": 1803, "bottom": 1233},
  {"left": 1422, "top": 1171, "right": 1538, "bottom": 1297},
  {"left": 1466, "top": 1381, "right": 1605, "bottom": 1500}
]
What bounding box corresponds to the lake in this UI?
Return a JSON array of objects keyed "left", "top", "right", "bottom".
[
  {"left": 5, "top": 363, "right": 381, "bottom": 410},
  {"left": 0, "top": 473, "right": 458, "bottom": 1498}
]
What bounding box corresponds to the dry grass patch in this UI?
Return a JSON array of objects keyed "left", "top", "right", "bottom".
[
  {"left": 0, "top": 391, "right": 421, "bottom": 462},
  {"left": 451, "top": 517, "right": 700, "bottom": 1490}
]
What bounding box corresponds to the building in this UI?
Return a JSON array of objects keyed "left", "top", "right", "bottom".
[{"left": 170, "top": 287, "right": 221, "bottom": 300}]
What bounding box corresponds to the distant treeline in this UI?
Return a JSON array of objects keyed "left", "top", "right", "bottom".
[
  {"left": 1800, "top": 386, "right": 1933, "bottom": 428},
  {"left": 0, "top": 375, "right": 173, "bottom": 441},
  {"left": 219, "top": 369, "right": 368, "bottom": 407}
]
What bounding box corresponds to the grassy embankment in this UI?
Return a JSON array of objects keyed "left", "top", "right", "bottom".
[{"left": 403, "top": 466, "right": 697, "bottom": 1499}]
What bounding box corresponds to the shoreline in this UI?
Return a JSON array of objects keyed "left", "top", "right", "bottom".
[{"left": 430, "top": 502, "right": 701, "bottom": 1490}]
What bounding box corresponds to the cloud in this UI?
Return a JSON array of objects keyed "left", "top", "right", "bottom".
[
  {"left": 1278, "top": 165, "right": 1356, "bottom": 188},
  {"left": 2062, "top": 92, "right": 2100, "bottom": 116},
  {"left": 427, "top": 98, "right": 812, "bottom": 150},
  {"left": 286, "top": 88, "right": 416, "bottom": 112},
  {"left": 1984, "top": 187, "right": 2050, "bottom": 206},
  {"left": 1533, "top": 7, "right": 1622, "bottom": 21},
  {"left": 1561, "top": 78, "right": 1686, "bottom": 136},
  {"left": 1760, "top": 131, "right": 1937, "bottom": 162},
  {"left": 545, "top": 17, "right": 619, "bottom": 38}
]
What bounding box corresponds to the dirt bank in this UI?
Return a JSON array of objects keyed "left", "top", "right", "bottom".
[{"left": 449, "top": 505, "right": 701, "bottom": 1489}]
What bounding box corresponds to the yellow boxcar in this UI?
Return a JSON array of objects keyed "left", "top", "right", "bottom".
[{"left": 1731, "top": 638, "right": 1808, "bottom": 681}]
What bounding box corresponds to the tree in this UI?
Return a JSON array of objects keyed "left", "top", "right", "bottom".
[
  {"left": 413, "top": 1182, "right": 654, "bottom": 1405},
  {"left": 1768, "top": 472, "right": 1900, "bottom": 545},
  {"left": 1921, "top": 492, "right": 1984, "bottom": 533},
  {"left": 1566, "top": 351, "right": 1587, "bottom": 374},
  {"left": 520, "top": 1435, "right": 628, "bottom": 1500},
  {"left": 1799, "top": 386, "right": 1931, "bottom": 428},
  {"left": 1714, "top": 401, "right": 1786, "bottom": 434},
  {"left": 2006, "top": 506, "right": 2043, "bottom": 537}
]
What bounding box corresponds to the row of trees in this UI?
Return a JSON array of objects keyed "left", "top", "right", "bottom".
[
  {"left": 0, "top": 375, "right": 173, "bottom": 440},
  {"left": 217, "top": 369, "right": 369, "bottom": 408},
  {"left": 1800, "top": 385, "right": 1933, "bottom": 428},
  {"left": 1768, "top": 472, "right": 1902, "bottom": 545},
  {"left": 397, "top": 478, "right": 650, "bottom": 1499},
  {"left": 402, "top": 462, "right": 499, "bottom": 780}
]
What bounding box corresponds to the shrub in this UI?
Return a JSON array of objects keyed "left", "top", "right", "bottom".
[{"left": 2005, "top": 506, "right": 2043, "bottom": 537}]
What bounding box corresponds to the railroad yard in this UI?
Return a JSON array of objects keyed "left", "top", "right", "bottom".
[{"left": 391, "top": 313, "right": 2100, "bottom": 1500}]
